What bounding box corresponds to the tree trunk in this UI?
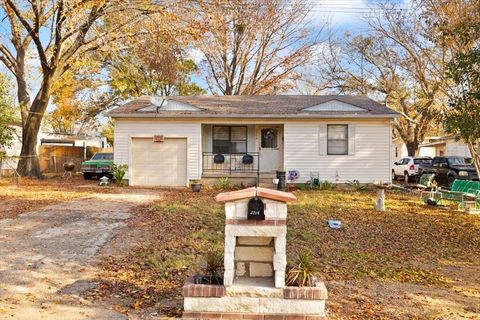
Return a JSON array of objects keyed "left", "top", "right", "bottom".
[
  {"left": 467, "top": 142, "right": 480, "bottom": 175},
  {"left": 17, "top": 111, "right": 43, "bottom": 178},
  {"left": 405, "top": 141, "right": 419, "bottom": 157},
  {"left": 16, "top": 66, "right": 55, "bottom": 178}
]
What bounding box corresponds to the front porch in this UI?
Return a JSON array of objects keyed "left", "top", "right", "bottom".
[{"left": 201, "top": 124, "right": 284, "bottom": 183}]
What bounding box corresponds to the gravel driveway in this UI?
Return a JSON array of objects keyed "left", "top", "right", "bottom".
[{"left": 0, "top": 190, "right": 160, "bottom": 319}]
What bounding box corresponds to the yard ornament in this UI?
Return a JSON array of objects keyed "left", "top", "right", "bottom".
[{"left": 99, "top": 176, "right": 109, "bottom": 186}]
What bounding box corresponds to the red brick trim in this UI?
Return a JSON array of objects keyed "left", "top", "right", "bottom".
[
  {"left": 183, "top": 312, "right": 326, "bottom": 319},
  {"left": 225, "top": 218, "right": 287, "bottom": 226},
  {"left": 283, "top": 286, "right": 327, "bottom": 300},
  {"left": 182, "top": 277, "right": 225, "bottom": 298}
]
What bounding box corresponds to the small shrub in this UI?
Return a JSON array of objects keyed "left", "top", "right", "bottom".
[
  {"left": 297, "top": 183, "right": 312, "bottom": 191},
  {"left": 112, "top": 164, "right": 128, "bottom": 185},
  {"left": 286, "top": 250, "right": 317, "bottom": 287},
  {"left": 216, "top": 177, "right": 230, "bottom": 189},
  {"left": 347, "top": 179, "right": 367, "bottom": 191},
  {"left": 319, "top": 180, "right": 336, "bottom": 190},
  {"left": 201, "top": 250, "right": 224, "bottom": 285},
  {"left": 286, "top": 252, "right": 316, "bottom": 287}
]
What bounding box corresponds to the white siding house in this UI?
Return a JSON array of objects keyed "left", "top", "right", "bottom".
[
  {"left": 114, "top": 121, "right": 202, "bottom": 184},
  {"left": 109, "top": 95, "right": 398, "bottom": 187},
  {"left": 284, "top": 120, "right": 392, "bottom": 183}
]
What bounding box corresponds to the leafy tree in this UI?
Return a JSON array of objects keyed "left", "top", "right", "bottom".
[
  {"left": 196, "top": 0, "right": 323, "bottom": 95},
  {"left": 445, "top": 47, "right": 480, "bottom": 172},
  {"left": 108, "top": 54, "right": 204, "bottom": 98},
  {"left": 0, "top": 1, "right": 155, "bottom": 177},
  {"left": 46, "top": 58, "right": 108, "bottom": 135},
  {"left": 0, "top": 74, "right": 16, "bottom": 151},
  {"left": 107, "top": 17, "right": 204, "bottom": 98},
  {"left": 101, "top": 120, "right": 114, "bottom": 147},
  {"left": 437, "top": 0, "right": 480, "bottom": 172}
]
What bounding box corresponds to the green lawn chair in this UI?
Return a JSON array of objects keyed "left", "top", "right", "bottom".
[
  {"left": 466, "top": 181, "right": 480, "bottom": 209},
  {"left": 419, "top": 173, "right": 436, "bottom": 188},
  {"left": 436, "top": 180, "right": 466, "bottom": 209}
]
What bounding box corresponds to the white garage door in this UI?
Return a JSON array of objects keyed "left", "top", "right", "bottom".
[{"left": 130, "top": 137, "right": 187, "bottom": 186}]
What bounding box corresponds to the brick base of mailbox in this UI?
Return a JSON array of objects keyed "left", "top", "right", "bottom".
[
  {"left": 182, "top": 277, "right": 226, "bottom": 297},
  {"left": 182, "top": 279, "right": 327, "bottom": 318},
  {"left": 183, "top": 312, "right": 326, "bottom": 319}
]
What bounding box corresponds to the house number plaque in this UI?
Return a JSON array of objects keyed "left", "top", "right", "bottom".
[
  {"left": 247, "top": 197, "right": 265, "bottom": 220},
  {"left": 153, "top": 135, "right": 164, "bottom": 143}
]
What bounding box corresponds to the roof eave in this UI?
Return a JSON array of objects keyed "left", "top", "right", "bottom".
[{"left": 109, "top": 113, "right": 399, "bottom": 119}]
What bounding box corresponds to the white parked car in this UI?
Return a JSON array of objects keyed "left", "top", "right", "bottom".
[{"left": 392, "top": 157, "right": 433, "bottom": 183}]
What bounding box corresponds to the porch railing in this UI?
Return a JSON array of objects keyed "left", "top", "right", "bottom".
[{"left": 202, "top": 152, "right": 259, "bottom": 175}]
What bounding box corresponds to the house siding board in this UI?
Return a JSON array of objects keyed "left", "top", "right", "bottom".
[
  {"left": 114, "top": 121, "right": 201, "bottom": 180},
  {"left": 445, "top": 141, "right": 471, "bottom": 157},
  {"left": 284, "top": 121, "right": 391, "bottom": 183}
]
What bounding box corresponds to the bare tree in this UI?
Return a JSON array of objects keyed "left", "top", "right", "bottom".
[
  {"left": 317, "top": 2, "right": 449, "bottom": 156},
  {"left": 195, "top": 0, "right": 323, "bottom": 95},
  {"left": 0, "top": 0, "right": 153, "bottom": 177}
]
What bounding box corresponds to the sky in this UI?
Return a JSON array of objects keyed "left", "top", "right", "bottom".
[{"left": 0, "top": 0, "right": 412, "bottom": 107}]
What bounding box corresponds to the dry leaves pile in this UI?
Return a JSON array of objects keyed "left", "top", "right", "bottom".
[
  {"left": 90, "top": 188, "right": 480, "bottom": 319},
  {"left": 0, "top": 176, "right": 99, "bottom": 219}
]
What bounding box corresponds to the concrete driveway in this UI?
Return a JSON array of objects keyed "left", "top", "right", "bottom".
[{"left": 0, "top": 189, "right": 160, "bottom": 319}]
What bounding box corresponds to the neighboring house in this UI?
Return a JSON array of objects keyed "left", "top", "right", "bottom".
[
  {"left": 108, "top": 95, "right": 399, "bottom": 187},
  {"left": 393, "top": 135, "right": 472, "bottom": 161},
  {"left": 392, "top": 137, "right": 408, "bottom": 161},
  {"left": 1, "top": 125, "right": 107, "bottom": 174},
  {"left": 419, "top": 136, "right": 472, "bottom": 158}
]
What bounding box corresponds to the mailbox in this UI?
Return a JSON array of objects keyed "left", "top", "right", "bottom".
[{"left": 247, "top": 197, "right": 265, "bottom": 220}]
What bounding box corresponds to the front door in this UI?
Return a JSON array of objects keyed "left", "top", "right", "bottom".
[{"left": 258, "top": 126, "right": 282, "bottom": 172}]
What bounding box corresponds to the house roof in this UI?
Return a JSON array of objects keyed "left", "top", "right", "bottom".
[
  {"left": 108, "top": 95, "right": 399, "bottom": 119},
  {"left": 419, "top": 141, "right": 447, "bottom": 148}
]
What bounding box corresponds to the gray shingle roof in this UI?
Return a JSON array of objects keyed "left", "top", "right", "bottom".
[{"left": 108, "top": 95, "right": 398, "bottom": 118}]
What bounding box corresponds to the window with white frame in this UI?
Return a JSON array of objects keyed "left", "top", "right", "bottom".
[{"left": 327, "top": 124, "right": 348, "bottom": 155}]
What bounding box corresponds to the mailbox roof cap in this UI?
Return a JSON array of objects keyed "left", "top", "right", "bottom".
[{"left": 215, "top": 187, "right": 297, "bottom": 203}]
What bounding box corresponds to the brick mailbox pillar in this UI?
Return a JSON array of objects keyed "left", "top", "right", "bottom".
[
  {"left": 182, "top": 187, "right": 328, "bottom": 319},
  {"left": 216, "top": 187, "right": 294, "bottom": 288}
]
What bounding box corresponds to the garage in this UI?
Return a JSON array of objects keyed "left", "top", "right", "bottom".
[{"left": 130, "top": 137, "right": 187, "bottom": 186}]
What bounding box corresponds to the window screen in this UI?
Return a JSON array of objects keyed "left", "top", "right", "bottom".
[{"left": 327, "top": 125, "right": 348, "bottom": 155}]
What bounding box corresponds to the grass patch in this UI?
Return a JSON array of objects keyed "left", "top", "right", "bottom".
[{"left": 95, "top": 188, "right": 480, "bottom": 317}]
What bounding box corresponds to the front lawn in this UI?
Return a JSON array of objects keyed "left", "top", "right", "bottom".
[{"left": 93, "top": 188, "right": 480, "bottom": 319}]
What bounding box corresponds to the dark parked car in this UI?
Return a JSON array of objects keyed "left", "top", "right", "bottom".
[{"left": 419, "top": 156, "right": 479, "bottom": 187}]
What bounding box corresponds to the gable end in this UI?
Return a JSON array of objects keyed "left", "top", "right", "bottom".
[
  {"left": 302, "top": 100, "right": 368, "bottom": 112},
  {"left": 137, "top": 97, "right": 203, "bottom": 112}
]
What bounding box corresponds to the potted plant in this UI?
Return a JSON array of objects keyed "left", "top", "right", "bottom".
[
  {"left": 194, "top": 250, "right": 224, "bottom": 285},
  {"left": 286, "top": 250, "right": 317, "bottom": 287},
  {"left": 190, "top": 179, "right": 202, "bottom": 192}
]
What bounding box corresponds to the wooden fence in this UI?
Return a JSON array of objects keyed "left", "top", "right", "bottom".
[{"left": 38, "top": 146, "right": 102, "bottom": 173}]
